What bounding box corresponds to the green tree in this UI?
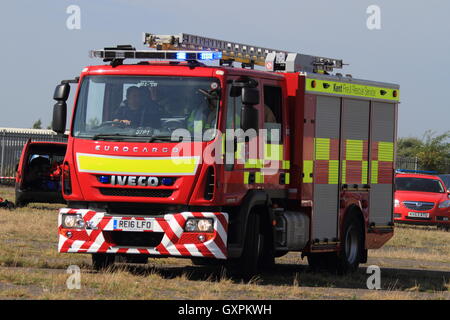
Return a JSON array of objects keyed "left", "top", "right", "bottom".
[
  {"left": 415, "top": 130, "right": 450, "bottom": 172},
  {"left": 397, "top": 137, "right": 422, "bottom": 158},
  {"left": 32, "top": 119, "right": 42, "bottom": 129}
]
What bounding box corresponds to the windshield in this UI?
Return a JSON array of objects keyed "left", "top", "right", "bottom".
[
  {"left": 438, "top": 174, "right": 450, "bottom": 189},
  {"left": 73, "top": 76, "right": 220, "bottom": 141},
  {"left": 395, "top": 177, "right": 445, "bottom": 193}
]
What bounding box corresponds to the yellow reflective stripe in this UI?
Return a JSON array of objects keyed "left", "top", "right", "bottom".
[
  {"left": 305, "top": 78, "right": 400, "bottom": 102},
  {"left": 303, "top": 160, "right": 313, "bottom": 183},
  {"left": 264, "top": 144, "right": 283, "bottom": 161},
  {"left": 243, "top": 171, "right": 249, "bottom": 184},
  {"left": 371, "top": 160, "right": 379, "bottom": 184},
  {"left": 341, "top": 160, "right": 347, "bottom": 184},
  {"left": 328, "top": 160, "right": 339, "bottom": 184},
  {"left": 285, "top": 173, "right": 290, "bottom": 184},
  {"left": 244, "top": 159, "right": 264, "bottom": 169},
  {"left": 235, "top": 142, "right": 244, "bottom": 160},
  {"left": 346, "top": 140, "right": 363, "bottom": 161},
  {"left": 362, "top": 160, "right": 368, "bottom": 184},
  {"left": 76, "top": 153, "right": 199, "bottom": 176},
  {"left": 255, "top": 171, "right": 263, "bottom": 183},
  {"left": 315, "top": 138, "right": 330, "bottom": 160},
  {"left": 282, "top": 160, "right": 290, "bottom": 170},
  {"left": 378, "top": 142, "right": 394, "bottom": 162}
]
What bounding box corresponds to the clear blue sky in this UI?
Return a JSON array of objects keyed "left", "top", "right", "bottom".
[{"left": 0, "top": 0, "right": 448, "bottom": 138}]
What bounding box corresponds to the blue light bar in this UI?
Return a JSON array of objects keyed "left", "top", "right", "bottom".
[
  {"left": 199, "top": 52, "right": 222, "bottom": 60},
  {"left": 175, "top": 51, "right": 222, "bottom": 61},
  {"left": 176, "top": 52, "right": 187, "bottom": 60}
]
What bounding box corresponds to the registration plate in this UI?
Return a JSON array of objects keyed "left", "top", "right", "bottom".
[
  {"left": 408, "top": 212, "right": 430, "bottom": 218},
  {"left": 113, "top": 218, "right": 152, "bottom": 232}
]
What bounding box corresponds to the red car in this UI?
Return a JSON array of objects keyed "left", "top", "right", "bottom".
[
  {"left": 394, "top": 171, "right": 450, "bottom": 230},
  {"left": 15, "top": 140, "right": 67, "bottom": 207}
]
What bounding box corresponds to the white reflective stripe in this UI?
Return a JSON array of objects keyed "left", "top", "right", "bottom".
[
  {"left": 69, "top": 240, "right": 87, "bottom": 252},
  {"left": 165, "top": 243, "right": 182, "bottom": 256},
  {"left": 152, "top": 220, "right": 164, "bottom": 232},
  {"left": 184, "top": 243, "right": 201, "bottom": 256},
  {"left": 167, "top": 216, "right": 184, "bottom": 239},
  {"left": 214, "top": 219, "right": 227, "bottom": 245},
  {"left": 204, "top": 239, "right": 226, "bottom": 259}
]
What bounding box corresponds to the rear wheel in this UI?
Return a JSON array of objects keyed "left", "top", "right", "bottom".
[
  {"left": 92, "top": 253, "right": 115, "bottom": 271},
  {"left": 336, "top": 214, "right": 364, "bottom": 274}
]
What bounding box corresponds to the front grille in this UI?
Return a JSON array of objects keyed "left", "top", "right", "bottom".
[
  {"left": 405, "top": 216, "right": 431, "bottom": 221},
  {"left": 403, "top": 201, "right": 434, "bottom": 211},
  {"left": 99, "top": 188, "right": 173, "bottom": 198},
  {"left": 107, "top": 231, "right": 164, "bottom": 247}
]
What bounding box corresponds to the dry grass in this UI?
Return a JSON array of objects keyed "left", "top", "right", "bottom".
[{"left": 0, "top": 185, "right": 449, "bottom": 300}]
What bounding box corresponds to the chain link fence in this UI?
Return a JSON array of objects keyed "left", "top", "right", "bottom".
[{"left": 0, "top": 128, "right": 67, "bottom": 185}]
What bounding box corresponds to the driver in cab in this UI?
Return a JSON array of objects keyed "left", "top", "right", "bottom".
[{"left": 113, "top": 86, "right": 160, "bottom": 128}]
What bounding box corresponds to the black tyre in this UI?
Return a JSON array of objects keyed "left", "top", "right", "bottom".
[
  {"left": 14, "top": 199, "right": 27, "bottom": 208},
  {"left": 336, "top": 214, "right": 364, "bottom": 274},
  {"left": 227, "top": 212, "right": 264, "bottom": 278},
  {"left": 92, "top": 253, "right": 115, "bottom": 271}
]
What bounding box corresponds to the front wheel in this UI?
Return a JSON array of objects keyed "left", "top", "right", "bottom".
[{"left": 227, "top": 212, "right": 264, "bottom": 278}]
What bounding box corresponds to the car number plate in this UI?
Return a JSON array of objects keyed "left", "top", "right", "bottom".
[
  {"left": 408, "top": 212, "right": 429, "bottom": 218},
  {"left": 113, "top": 218, "right": 152, "bottom": 231}
]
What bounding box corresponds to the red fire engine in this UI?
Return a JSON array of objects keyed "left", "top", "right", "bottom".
[{"left": 53, "top": 33, "right": 399, "bottom": 275}]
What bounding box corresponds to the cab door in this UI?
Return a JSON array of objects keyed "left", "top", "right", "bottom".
[
  {"left": 15, "top": 138, "right": 32, "bottom": 188},
  {"left": 222, "top": 77, "right": 262, "bottom": 199}
]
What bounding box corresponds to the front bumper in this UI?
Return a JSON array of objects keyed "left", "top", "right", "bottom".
[
  {"left": 58, "top": 208, "right": 228, "bottom": 259},
  {"left": 393, "top": 208, "right": 450, "bottom": 226}
]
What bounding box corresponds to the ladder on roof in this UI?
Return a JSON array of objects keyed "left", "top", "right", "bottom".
[{"left": 143, "top": 32, "right": 344, "bottom": 73}]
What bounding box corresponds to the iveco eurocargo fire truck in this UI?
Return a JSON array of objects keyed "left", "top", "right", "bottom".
[{"left": 53, "top": 33, "right": 399, "bottom": 275}]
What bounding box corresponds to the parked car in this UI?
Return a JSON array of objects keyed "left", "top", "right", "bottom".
[
  {"left": 394, "top": 171, "right": 450, "bottom": 230},
  {"left": 15, "top": 140, "right": 67, "bottom": 207}
]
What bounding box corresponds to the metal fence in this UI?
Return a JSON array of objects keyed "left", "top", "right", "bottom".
[
  {"left": 0, "top": 128, "right": 67, "bottom": 185},
  {"left": 396, "top": 157, "right": 450, "bottom": 174}
]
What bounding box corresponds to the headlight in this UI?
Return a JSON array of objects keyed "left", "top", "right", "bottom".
[
  {"left": 438, "top": 200, "right": 450, "bottom": 208},
  {"left": 184, "top": 218, "right": 214, "bottom": 233},
  {"left": 62, "top": 214, "right": 85, "bottom": 229},
  {"left": 394, "top": 199, "right": 400, "bottom": 207}
]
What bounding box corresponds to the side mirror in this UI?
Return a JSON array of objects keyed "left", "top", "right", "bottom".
[
  {"left": 53, "top": 83, "right": 70, "bottom": 101},
  {"left": 52, "top": 101, "right": 67, "bottom": 134},
  {"left": 241, "top": 87, "right": 259, "bottom": 105}
]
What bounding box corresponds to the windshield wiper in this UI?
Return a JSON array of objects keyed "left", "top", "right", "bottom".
[
  {"left": 147, "top": 135, "right": 183, "bottom": 143},
  {"left": 92, "top": 133, "right": 151, "bottom": 141}
]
